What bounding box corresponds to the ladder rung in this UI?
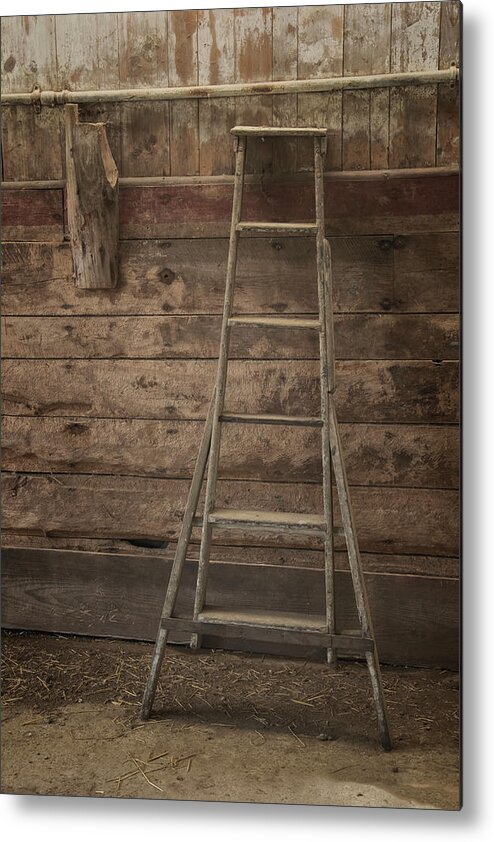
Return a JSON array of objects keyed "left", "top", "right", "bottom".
[
  {"left": 192, "top": 517, "right": 343, "bottom": 536},
  {"left": 236, "top": 222, "right": 317, "bottom": 235},
  {"left": 208, "top": 508, "right": 326, "bottom": 535},
  {"left": 231, "top": 125, "right": 328, "bottom": 138},
  {"left": 220, "top": 413, "right": 322, "bottom": 427},
  {"left": 198, "top": 607, "right": 327, "bottom": 632},
  {"left": 228, "top": 315, "right": 321, "bottom": 330}
]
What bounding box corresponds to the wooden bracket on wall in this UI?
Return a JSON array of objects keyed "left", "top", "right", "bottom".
[{"left": 64, "top": 104, "right": 119, "bottom": 289}]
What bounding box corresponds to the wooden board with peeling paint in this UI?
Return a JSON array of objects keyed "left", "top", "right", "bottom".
[{"left": 1, "top": 4, "right": 460, "bottom": 179}]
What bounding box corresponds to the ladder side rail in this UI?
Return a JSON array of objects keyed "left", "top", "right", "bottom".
[
  {"left": 192, "top": 136, "right": 248, "bottom": 626},
  {"left": 314, "top": 136, "right": 336, "bottom": 666},
  {"left": 328, "top": 397, "right": 392, "bottom": 750}
]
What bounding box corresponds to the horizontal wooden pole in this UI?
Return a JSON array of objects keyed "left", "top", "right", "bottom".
[
  {"left": 1, "top": 67, "right": 459, "bottom": 107},
  {"left": 1, "top": 166, "right": 460, "bottom": 191}
]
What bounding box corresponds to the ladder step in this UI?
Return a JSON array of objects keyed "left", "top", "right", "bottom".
[
  {"left": 208, "top": 508, "right": 326, "bottom": 535},
  {"left": 228, "top": 315, "right": 320, "bottom": 330},
  {"left": 161, "top": 615, "right": 373, "bottom": 654},
  {"left": 220, "top": 413, "right": 322, "bottom": 427},
  {"left": 198, "top": 606, "right": 327, "bottom": 632},
  {"left": 236, "top": 222, "right": 317, "bottom": 235},
  {"left": 231, "top": 125, "right": 328, "bottom": 138}
]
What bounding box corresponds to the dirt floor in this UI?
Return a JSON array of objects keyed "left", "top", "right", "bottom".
[{"left": 1, "top": 631, "right": 460, "bottom": 809}]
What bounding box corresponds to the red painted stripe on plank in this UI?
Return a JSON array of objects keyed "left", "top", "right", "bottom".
[
  {"left": 2, "top": 189, "right": 64, "bottom": 230},
  {"left": 119, "top": 173, "right": 459, "bottom": 231}
]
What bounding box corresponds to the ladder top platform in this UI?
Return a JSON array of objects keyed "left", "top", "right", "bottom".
[{"left": 231, "top": 125, "right": 328, "bottom": 137}]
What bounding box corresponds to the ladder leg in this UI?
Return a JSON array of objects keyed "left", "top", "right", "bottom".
[
  {"left": 314, "top": 137, "right": 336, "bottom": 667},
  {"left": 140, "top": 389, "right": 215, "bottom": 719},
  {"left": 192, "top": 136, "right": 248, "bottom": 641},
  {"left": 328, "top": 396, "right": 392, "bottom": 750}
]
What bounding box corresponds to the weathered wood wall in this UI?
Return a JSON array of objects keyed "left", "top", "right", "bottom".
[
  {"left": 1, "top": 4, "right": 460, "bottom": 177},
  {"left": 1, "top": 4, "right": 460, "bottom": 667}
]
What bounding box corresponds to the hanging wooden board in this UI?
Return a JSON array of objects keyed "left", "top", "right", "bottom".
[{"left": 64, "top": 104, "right": 119, "bottom": 289}]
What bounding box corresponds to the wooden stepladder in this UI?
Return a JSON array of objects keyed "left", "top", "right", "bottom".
[{"left": 141, "top": 126, "right": 392, "bottom": 751}]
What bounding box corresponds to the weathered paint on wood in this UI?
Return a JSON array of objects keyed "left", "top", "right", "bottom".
[
  {"left": 1, "top": 14, "right": 58, "bottom": 93},
  {"left": 343, "top": 3, "right": 391, "bottom": 171},
  {"left": 117, "top": 11, "right": 169, "bottom": 87},
  {"left": 297, "top": 5, "right": 344, "bottom": 171},
  {"left": 56, "top": 12, "right": 120, "bottom": 91},
  {"left": 168, "top": 10, "right": 199, "bottom": 176},
  {"left": 1, "top": 472, "right": 459, "bottom": 557},
  {"left": 234, "top": 7, "right": 273, "bottom": 174},
  {"left": 390, "top": 2, "right": 441, "bottom": 169},
  {"left": 298, "top": 5, "right": 344, "bottom": 79},
  {"left": 0, "top": 5, "right": 459, "bottom": 179},
  {"left": 197, "top": 10, "right": 236, "bottom": 175},
  {"left": 2, "top": 416, "right": 459, "bottom": 489},
  {"left": 1, "top": 231, "right": 458, "bottom": 316},
  {"left": 117, "top": 14, "right": 170, "bottom": 178},
  {"left": 234, "top": 7, "right": 272, "bottom": 83},
  {"left": 1, "top": 359, "right": 459, "bottom": 423},
  {"left": 272, "top": 6, "right": 297, "bottom": 82},
  {"left": 0, "top": 314, "right": 459, "bottom": 360},
  {"left": 0, "top": 547, "right": 460, "bottom": 667},
  {"left": 2, "top": 534, "right": 460, "bottom": 579},
  {"left": 65, "top": 105, "right": 119, "bottom": 289}
]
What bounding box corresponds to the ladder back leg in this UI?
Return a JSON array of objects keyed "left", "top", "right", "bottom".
[
  {"left": 314, "top": 136, "right": 336, "bottom": 667},
  {"left": 191, "top": 136, "right": 248, "bottom": 644},
  {"left": 328, "top": 395, "right": 392, "bottom": 750}
]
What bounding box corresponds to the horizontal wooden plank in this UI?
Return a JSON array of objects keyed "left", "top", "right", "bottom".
[
  {"left": 1, "top": 190, "right": 64, "bottom": 241},
  {"left": 2, "top": 359, "right": 459, "bottom": 423},
  {"left": 2, "top": 417, "right": 459, "bottom": 488},
  {"left": 1, "top": 547, "right": 460, "bottom": 667},
  {"left": 2, "top": 473, "right": 459, "bottom": 556},
  {"left": 119, "top": 174, "right": 459, "bottom": 237},
  {"left": 1, "top": 233, "right": 458, "bottom": 315},
  {"left": 393, "top": 232, "right": 460, "bottom": 312},
  {"left": 0, "top": 314, "right": 459, "bottom": 360},
  {"left": 2, "top": 534, "right": 460, "bottom": 579}
]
